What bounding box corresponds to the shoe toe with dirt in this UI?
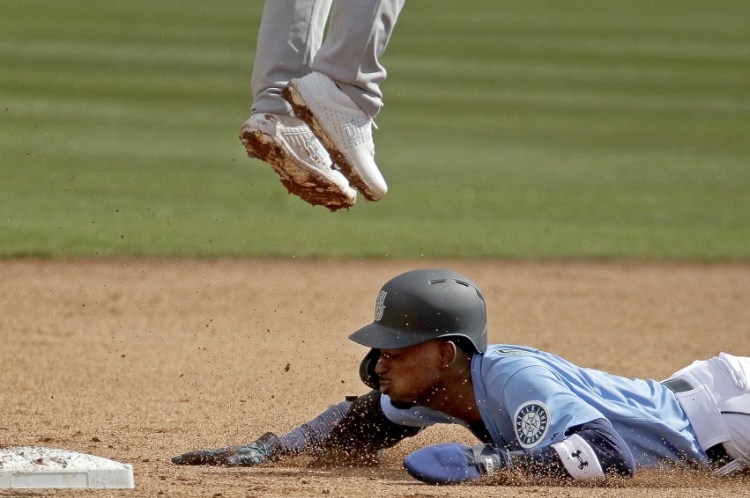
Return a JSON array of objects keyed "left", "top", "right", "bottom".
[
  {"left": 239, "top": 113, "right": 356, "bottom": 211},
  {"left": 282, "top": 72, "right": 388, "bottom": 202}
]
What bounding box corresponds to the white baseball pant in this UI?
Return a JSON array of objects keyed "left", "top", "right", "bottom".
[{"left": 666, "top": 353, "right": 750, "bottom": 475}]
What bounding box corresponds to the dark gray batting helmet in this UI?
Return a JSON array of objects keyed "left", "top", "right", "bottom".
[
  {"left": 350, "top": 269, "right": 488, "bottom": 353},
  {"left": 350, "top": 269, "right": 488, "bottom": 389}
]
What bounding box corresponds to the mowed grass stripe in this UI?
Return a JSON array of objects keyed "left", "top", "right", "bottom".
[{"left": 1, "top": 0, "right": 749, "bottom": 259}]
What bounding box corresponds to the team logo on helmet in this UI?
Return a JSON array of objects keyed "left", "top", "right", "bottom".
[
  {"left": 514, "top": 401, "right": 550, "bottom": 448},
  {"left": 374, "top": 290, "right": 387, "bottom": 321}
]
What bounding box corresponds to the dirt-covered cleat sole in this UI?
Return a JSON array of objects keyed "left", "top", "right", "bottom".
[
  {"left": 283, "top": 73, "right": 387, "bottom": 202},
  {"left": 239, "top": 113, "right": 356, "bottom": 211}
]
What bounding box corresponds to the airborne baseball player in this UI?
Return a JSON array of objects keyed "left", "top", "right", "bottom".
[
  {"left": 173, "top": 269, "right": 750, "bottom": 484},
  {"left": 239, "top": 0, "right": 405, "bottom": 211}
]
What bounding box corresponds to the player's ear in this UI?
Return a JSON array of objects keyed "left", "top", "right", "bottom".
[{"left": 437, "top": 340, "right": 458, "bottom": 369}]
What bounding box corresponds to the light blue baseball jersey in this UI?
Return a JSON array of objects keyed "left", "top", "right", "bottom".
[{"left": 382, "top": 344, "right": 707, "bottom": 468}]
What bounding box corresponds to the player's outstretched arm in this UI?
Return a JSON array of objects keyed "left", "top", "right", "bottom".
[
  {"left": 171, "top": 398, "right": 353, "bottom": 466},
  {"left": 171, "top": 390, "right": 420, "bottom": 466},
  {"left": 404, "top": 418, "right": 636, "bottom": 484}
]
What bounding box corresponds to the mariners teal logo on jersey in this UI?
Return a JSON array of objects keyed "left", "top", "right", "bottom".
[
  {"left": 374, "top": 290, "right": 387, "bottom": 321},
  {"left": 514, "top": 401, "right": 550, "bottom": 448}
]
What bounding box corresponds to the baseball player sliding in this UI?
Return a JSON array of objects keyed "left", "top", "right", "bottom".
[{"left": 173, "top": 269, "right": 750, "bottom": 484}]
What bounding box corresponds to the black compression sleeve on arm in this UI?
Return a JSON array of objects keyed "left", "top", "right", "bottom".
[
  {"left": 275, "top": 390, "right": 420, "bottom": 463},
  {"left": 515, "top": 418, "right": 636, "bottom": 479},
  {"left": 317, "top": 390, "right": 422, "bottom": 457}
]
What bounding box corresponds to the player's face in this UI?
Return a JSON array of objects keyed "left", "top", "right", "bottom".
[{"left": 375, "top": 340, "right": 445, "bottom": 407}]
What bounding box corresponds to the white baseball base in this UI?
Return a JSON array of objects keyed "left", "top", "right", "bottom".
[{"left": 0, "top": 446, "right": 134, "bottom": 489}]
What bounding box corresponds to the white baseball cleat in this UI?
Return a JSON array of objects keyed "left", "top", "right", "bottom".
[
  {"left": 283, "top": 72, "right": 388, "bottom": 202},
  {"left": 239, "top": 113, "right": 356, "bottom": 211}
]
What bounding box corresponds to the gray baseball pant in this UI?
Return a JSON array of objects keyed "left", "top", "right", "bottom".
[{"left": 250, "top": 0, "right": 405, "bottom": 118}]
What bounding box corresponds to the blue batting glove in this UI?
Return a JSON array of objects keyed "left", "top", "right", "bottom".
[{"left": 404, "top": 443, "right": 513, "bottom": 484}]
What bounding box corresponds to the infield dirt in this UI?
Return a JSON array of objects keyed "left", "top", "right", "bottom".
[{"left": 2, "top": 259, "right": 749, "bottom": 497}]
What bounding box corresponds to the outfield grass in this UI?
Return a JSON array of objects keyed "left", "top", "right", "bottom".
[{"left": 2, "top": 0, "right": 749, "bottom": 259}]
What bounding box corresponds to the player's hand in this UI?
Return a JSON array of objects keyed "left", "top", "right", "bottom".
[
  {"left": 403, "top": 443, "right": 514, "bottom": 484},
  {"left": 170, "top": 446, "right": 267, "bottom": 466},
  {"left": 171, "top": 432, "right": 280, "bottom": 467}
]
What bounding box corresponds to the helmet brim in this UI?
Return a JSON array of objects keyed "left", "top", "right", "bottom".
[{"left": 349, "top": 321, "right": 442, "bottom": 350}]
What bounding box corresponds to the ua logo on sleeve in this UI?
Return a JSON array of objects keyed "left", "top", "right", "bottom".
[{"left": 571, "top": 450, "right": 589, "bottom": 470}]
